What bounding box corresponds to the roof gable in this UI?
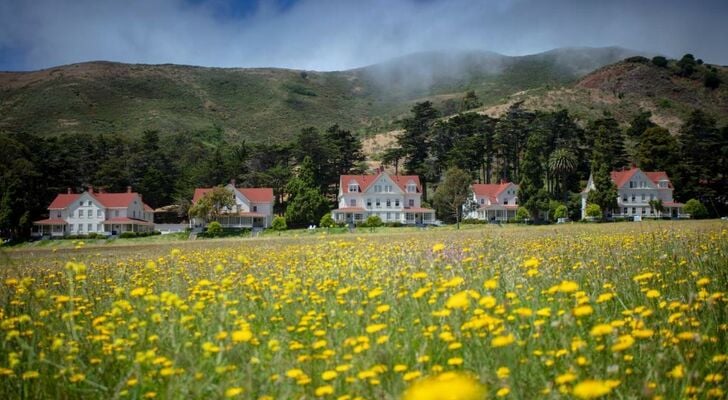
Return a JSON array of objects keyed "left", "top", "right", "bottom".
[
  {"left": 472, "top": 182, "right": 517, "bottom": 200},
  {"left": 610, "top": 168, "right": 671, "bottom": 189},
  {"left": 49, "top": 193, "right": 80, "bottom": 210}
]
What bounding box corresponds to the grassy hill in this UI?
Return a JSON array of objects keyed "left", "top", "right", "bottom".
[
  {"left": 0, "top": 47, "right": 640, "bottom": 141},
  {"left": 483, "top": 56, "right": 728, "bottom": 132}
]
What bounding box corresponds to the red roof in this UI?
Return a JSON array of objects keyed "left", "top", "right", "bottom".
[
  {"left": 472, "top": 182, "right": 517, "bottom": 201},
  {"left": 341, "top": 173, "right": 422, "bottom": 193},
  {"left": 48, "top": 191, "right": 141, "bottom": 209},
  {"left": 33, "top": 218, "right": 67, "bottom": 225},
  {"left": 193, "top": 187, "right": 274, "bottom": 203},
  {"left": 610, "top": 168, "right": 672, "bottom": 188},
  {"left": 143, "top": 203, "right": 154, "bottom": 212}
]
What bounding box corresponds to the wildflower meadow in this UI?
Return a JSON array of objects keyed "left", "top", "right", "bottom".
[{"left": 1, "top": 221, "right": 726, "bottom": 399}]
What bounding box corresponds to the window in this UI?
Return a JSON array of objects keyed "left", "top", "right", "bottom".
[
  {"left": 79, "top": 210, "right": 83, "bottom": 219},
  {"left": 97, "top": 224, "right": 102, "bottom": 231},
  {"left": 79, "top": 224, "right": 84, "bottom": 232},
  {"left": 253, "top": 205, "right": 258, "bottom": 212},
  {"left": 70, "top": 224, "right": 75, "bottom": 232},
  {"left": 407, "top": 184, "right": 416, "bottom": 193},
  {"left": 631, "top": 195, "right": 636, "bottom": 202},
  {"left": 386, "top": 212, "right": 391, "bottom": 220},
  {"left": 87, "top": 209, "right": 93, "bottom": 217},
  {"left": 374, "top": 185, "right": 382, "bottom": 192},
  {"left": 87, "top": 201, "right": 92, "bottom": 206},
  {"left": 480, "top": 198, "right": 484, "bottom": 205},
  {"left": 504, "top": 200, "right": 509, "bottom": 205},
  {"left": 114, "top": 210, "right": 119, "bottom": 217},
  {"left": 349, "top": 199, "right": 356, "bottom": 207},
  {"left": 394, "top": 212, "right": 399, "bottom": 220},
  {"left": 632, "top": 207, "right": 636, "bottom": 214},
  {"left": 348, "top": 183, "right": 359, "bottom": 192},
  {"left": 641, "top": 208, "right": 646, "bottom": 214},
  {"left": 366, "top": 199, "right": 372, "bottom": 207},
  {"left": 79, "top": 201, "right": 83, "bottom": 206},
  {"left": 88, "top": 224, "right": 93, "bottom": 232},
  {"left": 408, "top": 199, "right": 415, "bottom": 207},
  {"left": 622, "top": 196, "right": 627, "bottom": 203},
  {"left": 97, "top": 210, "right": 102, "bottom": 217},
  {"left": 386, "top": 199, "right": 391, "bottom": 207},
  {"left": 375, "top": 199, "right": 381, "bottom": 207},
  {"left": 641, "top": 194, "right": 645, "bottom": 201},
  {"left": 395, "top": 199, "right": 400, "bottom": 207},
  {"left": 384, "top": 185, "right": 392, "bottom": 193},
  {"left": 56, "top": 211, "right": 61, "bottom": 218},
  {"left": 629, "top": 181, "right": 634, "bottom": 188},
  {"left": 623, "top": 208, "right": 628, "bottom": 215}
]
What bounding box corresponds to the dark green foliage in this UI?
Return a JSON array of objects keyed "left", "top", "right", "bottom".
[
  {"left": 432, "top": 167, "right": 472, "bottom": 228},
  {"left": 285, "top": 157, "right": 330, "bottom": 227},
  {"left": 704, "top": 71, "right": 721, "bottom": 89},
  {"left": 587, "top": 116, "right": 629, "bottom": 170},
  {"left": 518, "top": 133, "right": 550, "bottom": 220},
  {"left": 684, "top": 199, "right": 709, "bottom": 219},
  {"left": 398, "top": 101, "right": 440, "bottom": 199},
  {"left": 626, "top": 111, "right": 656, "bottom": 138},
  {"left": 554, "top": 204, "right": 568, "bottom": 219},
  {"left": 461, "top": 90, "right": 483, "bottom": 111},
  {"left": 363, "top": 215, "right": 383, "bottom": 229},
  {"left": 635, "top": 127, "right": 680, "bottom": 174},
  {"left": 651, "top": 56, "right": 668, "bottom": 67},
  {"left": 625, "top": 56, "right": 649, "bottom": 64},
  {"left": 675, "top": 110, "right": 722, "bottom": 204},
  {"left": 677, "top": 54, "right": 696, "bottom": 77}
]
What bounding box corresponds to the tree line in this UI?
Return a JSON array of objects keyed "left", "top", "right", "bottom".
[{"left": 2, "top": 93, "right": 727, "bottom": 237}]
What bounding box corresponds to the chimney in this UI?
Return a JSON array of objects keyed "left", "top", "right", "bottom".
[
  {"left": 88, "top": 185, "right": 94, "bottom": 193},
  {"left": 67, "top": 187, "right": 72, "bottom": 194},
  {"left": 127, "top": 186, "right": 132, "bottom": 193},
  {"left": 230, "top": 178, "right": 236, "bottom": 187}
]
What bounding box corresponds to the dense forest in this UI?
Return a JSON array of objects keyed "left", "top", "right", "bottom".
[{"left": 2, "top": 90, "right": 727, "bottom": 237}]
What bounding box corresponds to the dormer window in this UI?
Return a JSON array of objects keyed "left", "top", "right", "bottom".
[
  {"left": 374, "top": 185, "right": 382, "bottom": 192},
  {"left": 348, "top": 183, "right": 359, "bottom": 192},
  {"left": 384, "top": 185, "right": 392, "bottom": 193},
  {"left": 406, "top": 184, "right": 417, "bottom": 193}
]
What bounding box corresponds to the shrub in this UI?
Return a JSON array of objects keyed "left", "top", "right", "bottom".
[
  {"left": 684, "top": 199, "right": 709, "bottom": 219},
  {"left": 207, "top": 221, "right": 223, "bottom": 237},
  {"left": 119, "top": 232, "right": 137, "bottom": 239},
  {"left": 554, "top": 205, "right": 568, "bottom": 219},
  {"left": 271, "top": 216, "right": 287, "bottom": 233},
  {"left": 319, "top": 214, "right": 335, "bottom": 228},
  {"left": 515, "top": 207, "right": 530, "bottom": 222},
  {"left": 651, "top": 56, "right": 668, "bottom": 68},
  {"left": 704, "top": 71, "right": 721, "bottom": 89},
  {"left": 364, "top": 215, "right": 383, "bottom": 229},
  {"left": 625, "top": 56, "right": 649, "bottom": 64},
  {"left": 585, "top": 204, "right": 602, "bottom": 218}
]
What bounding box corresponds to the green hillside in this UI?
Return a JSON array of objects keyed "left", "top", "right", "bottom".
[{"left": 0, "top": 47, "right": 640, "bottom": 141}]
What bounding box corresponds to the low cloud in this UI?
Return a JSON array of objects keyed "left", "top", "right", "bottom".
[{"left": 1, "top": 0, "right": 726, "bottom": 71}]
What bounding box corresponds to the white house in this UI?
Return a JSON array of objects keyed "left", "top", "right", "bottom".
[
  {"left": 581, "top": 167, "right": 685, "bottom": 219},
  {"left": 191, "top": 184, "right": 274, "bottom": 229},
  {"left": 331, "top": 172, "right": 436, "bottom": 225},
  {"left": 465, "top": 182, "right": 520, "bottom": 221},
  {"left": 32, "top": 186, "right": 154, "bottom": 237}
]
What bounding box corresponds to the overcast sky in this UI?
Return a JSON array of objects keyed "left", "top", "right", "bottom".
[{"left": 1, "top": 0, "right": 726, "bottom": 71}]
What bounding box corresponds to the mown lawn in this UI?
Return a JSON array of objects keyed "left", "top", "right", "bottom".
[{"left": 1, "top": 221, "right": 726, "bottom": 399}]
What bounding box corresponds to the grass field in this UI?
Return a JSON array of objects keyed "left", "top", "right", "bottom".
[{"left": 1, "top": 221, "right": 726, "bottom": 399}]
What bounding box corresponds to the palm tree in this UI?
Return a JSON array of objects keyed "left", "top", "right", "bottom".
[{"left": 548, "top": 148, "right": 577, "bottom": 203}]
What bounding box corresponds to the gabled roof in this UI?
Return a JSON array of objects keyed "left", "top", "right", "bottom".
[
  {"left": 341, "top": 173, "right": 422, "bottom": 193},
  {"left": 48, "top": 191, "right": 140, "bottom": 209},
  {"left": 472, "top": 182, "right": 517, "bottom": 201},
  {"left": 192, "top": 187, "right": 274, "bottom": 203},
  {"left": 610, "top": 168, "right": 672, "bottom": 189}
]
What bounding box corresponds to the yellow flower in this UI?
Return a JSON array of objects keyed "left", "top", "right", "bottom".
[
  {"left": 22, "top": 371, "right": 40, "bottom": 380},
  {"left": 368, "top": 288, "right": 384, "bottom": 299},
  {"left": 573, "top": 305, "right": 594, "bottom": 317},
  {"left": 667, "top": 364, "right": 684, "bottom": 379},
  {"left": 315, "top": 385, "right": 334, "bottom": 397},
  {"left": 402, "top": 372, "right": 485, "bottom": 400},
  {"left": 556, "top": 372, "right": 577, "bottom": 385},
  {"left": 224, "top": 387, "right": 244, "bottom": 397},
  {"left": 232, "top": 329, "right": 253, "bottom": 343},
  {"left": 483, "top": 279, "right": 498, "bottom": 289},
  {"left": 447, "top": 357, "right": 463, "bottom": 366},
  {"left": 321, "top": 370, "right": 338, "bottom": 381},
  {"left": 645, "top": 290, "right": 660, "bottom": 298},
  {"left": 496, "top": 367, "right": 510, "bottom": 379},
  {"left": 558, "top": 280, "right": 579, "bottom": 293},
  {"left": 69, "top": 373, "right": 86, "bottom": 383},
  {"left": 523, "top": 257, "right": 540, "bottom": 268},
  {"left": 403, "top": 371, "right": 422, "bottom": 381},
  {"left": 130, "top": 287, "right": 147, "bottom": 297},
  {"left": 596, "top": 293, "right": 614, "bottom": 303},
  {"left": 394, "top": 365, "right": 408, "bottom": 372},
  {"left": 286, "top": 369, "right": 304, "bottom": 379},
  {"left": 432, "top": 243, "right": 446, "bottom": 252},
  {"left": 590, "top": 324, "right": 614, "bottom": 337},
  {"left": 496, "top": 387, "right": 510, "bottom": 397},
  {"left": 365, "top": 324, "right": 386, "bottom": 334},
  {"left": 611, "top": 335, "right": 635, "bottom": 352},
  {"left": 572, "top": 380, "right": 613, "bottom": 399},
  {"left": 446, "top": 291, "right": 470, "bottom": 310},
  {"left": 491, "top": 334, "right": 515, "bottom": 348}
]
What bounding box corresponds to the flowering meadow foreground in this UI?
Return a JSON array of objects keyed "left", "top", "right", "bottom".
[{"left": 1, "top": 221, "right": 726, "bottom": 399}]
